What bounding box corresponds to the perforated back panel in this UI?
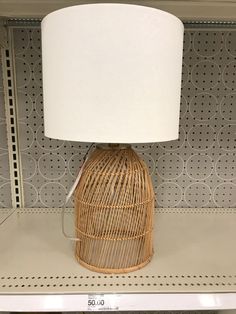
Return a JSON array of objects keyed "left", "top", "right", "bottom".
[
  {"left": 0, "top": 58, "right": 11, "bottom": 208},
  {"left": 10, "top": 27, "right": 236, "bottom": 208}
]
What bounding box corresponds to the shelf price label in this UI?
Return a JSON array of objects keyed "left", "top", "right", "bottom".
[{"left": 87, "top": 294, "right": 120, "bottom": 311}]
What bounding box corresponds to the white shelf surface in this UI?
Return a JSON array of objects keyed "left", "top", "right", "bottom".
[{"left": 0, "top": 208, "right": 236, "bottom": 311}]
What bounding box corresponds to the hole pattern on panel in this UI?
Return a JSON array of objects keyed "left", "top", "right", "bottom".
[
  {"left": 0, "top": 273, "right": 236, "bottom": 294},
  {"left": 1, "top": 48, "right": 22, "bottom": 208},
  {"left": 13, "top": 28, "right": 236, "bottom": 209},
  {"left": 0, "top": 58, "right": 11, "bottom": 208}
]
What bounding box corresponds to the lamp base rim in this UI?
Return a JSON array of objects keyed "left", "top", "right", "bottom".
[{"left": 75, "top": 252, "right": 154, "bottom": 274}]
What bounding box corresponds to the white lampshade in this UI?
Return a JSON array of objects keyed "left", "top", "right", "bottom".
[{"left": 41, "top": 4, "right": 184, "bottom": 143}]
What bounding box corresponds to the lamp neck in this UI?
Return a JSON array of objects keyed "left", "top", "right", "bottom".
[{"left": 96, "top": 143, "right": 131, "bottom": 150}]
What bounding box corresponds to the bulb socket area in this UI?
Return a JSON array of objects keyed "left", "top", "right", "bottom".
[{"left": 96, "top": 143, "right": 131, "bottom": 150}]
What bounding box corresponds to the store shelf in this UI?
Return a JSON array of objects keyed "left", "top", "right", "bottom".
[
  {"left": 0, "top": 208, "right": 236, "bottom": 311},
  {"left": 1, "top": 0, "right": 236, "bottom": 21}
]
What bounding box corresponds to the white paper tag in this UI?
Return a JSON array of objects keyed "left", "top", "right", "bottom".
[
  {"left": 65, "top": 157, "right": 88, "bottom": 203},
  {"left": 87, "top": 294, "right": 120, "bottom": 311}
]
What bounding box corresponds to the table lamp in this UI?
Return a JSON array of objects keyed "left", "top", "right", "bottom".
[{"left": 42, "top": 3, "right": 183, "bottom": 274}]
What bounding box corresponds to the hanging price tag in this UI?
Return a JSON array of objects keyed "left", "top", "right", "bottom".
[{"left": 87, "top": 294, "right": 120, "bottom": 311}]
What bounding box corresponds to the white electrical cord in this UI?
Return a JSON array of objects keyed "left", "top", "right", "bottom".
[
  {"left": 0, "top": 144, "right": 94, "bottom": 230},
  {"left": 0, "top": 208, "right": 17, "bottom": 226},
  {"left": 61, "top": 143, "right": 94, "bottom": 241}
]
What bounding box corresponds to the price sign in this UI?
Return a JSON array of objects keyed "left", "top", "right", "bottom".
[{"left": 87, "top": 294, "right": 120, "bottom": 311}]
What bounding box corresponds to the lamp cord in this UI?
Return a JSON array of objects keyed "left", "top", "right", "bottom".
[
  {"left": 0, "top": 208, "right": 17, "bottom": 227},
  {"left": 0, "top": 143, "right": 94, "bottom": 229},
  {"left": 61, "top": 143, "right": 94, "bottom": 241}
]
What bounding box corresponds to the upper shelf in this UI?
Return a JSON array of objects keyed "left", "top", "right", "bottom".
[
  {"left": 0, "top": 207, "right": 236, "bottom": 311},
  {"left": 0, "top": 0, "right": 236, "bottom": 20}
]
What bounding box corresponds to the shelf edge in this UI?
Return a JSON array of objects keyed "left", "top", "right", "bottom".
[{"left": 1, "top": 293, "right": 236, "bottom": 311}]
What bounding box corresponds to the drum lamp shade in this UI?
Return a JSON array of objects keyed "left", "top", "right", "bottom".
[{"left": 41, "top": 4, "right": 184, "bottom": 143}]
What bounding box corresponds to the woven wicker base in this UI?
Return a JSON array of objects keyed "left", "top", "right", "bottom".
[
  {"left": 76, "top": 252, "right": 153, "bottom": 274},
  {"left": 75, "top": 145, "right": 154, "bottom": 274}
]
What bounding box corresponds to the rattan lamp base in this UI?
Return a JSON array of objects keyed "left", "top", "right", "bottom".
[{"left": 75, "top": 145, "right": 154, "bottom": 274}]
